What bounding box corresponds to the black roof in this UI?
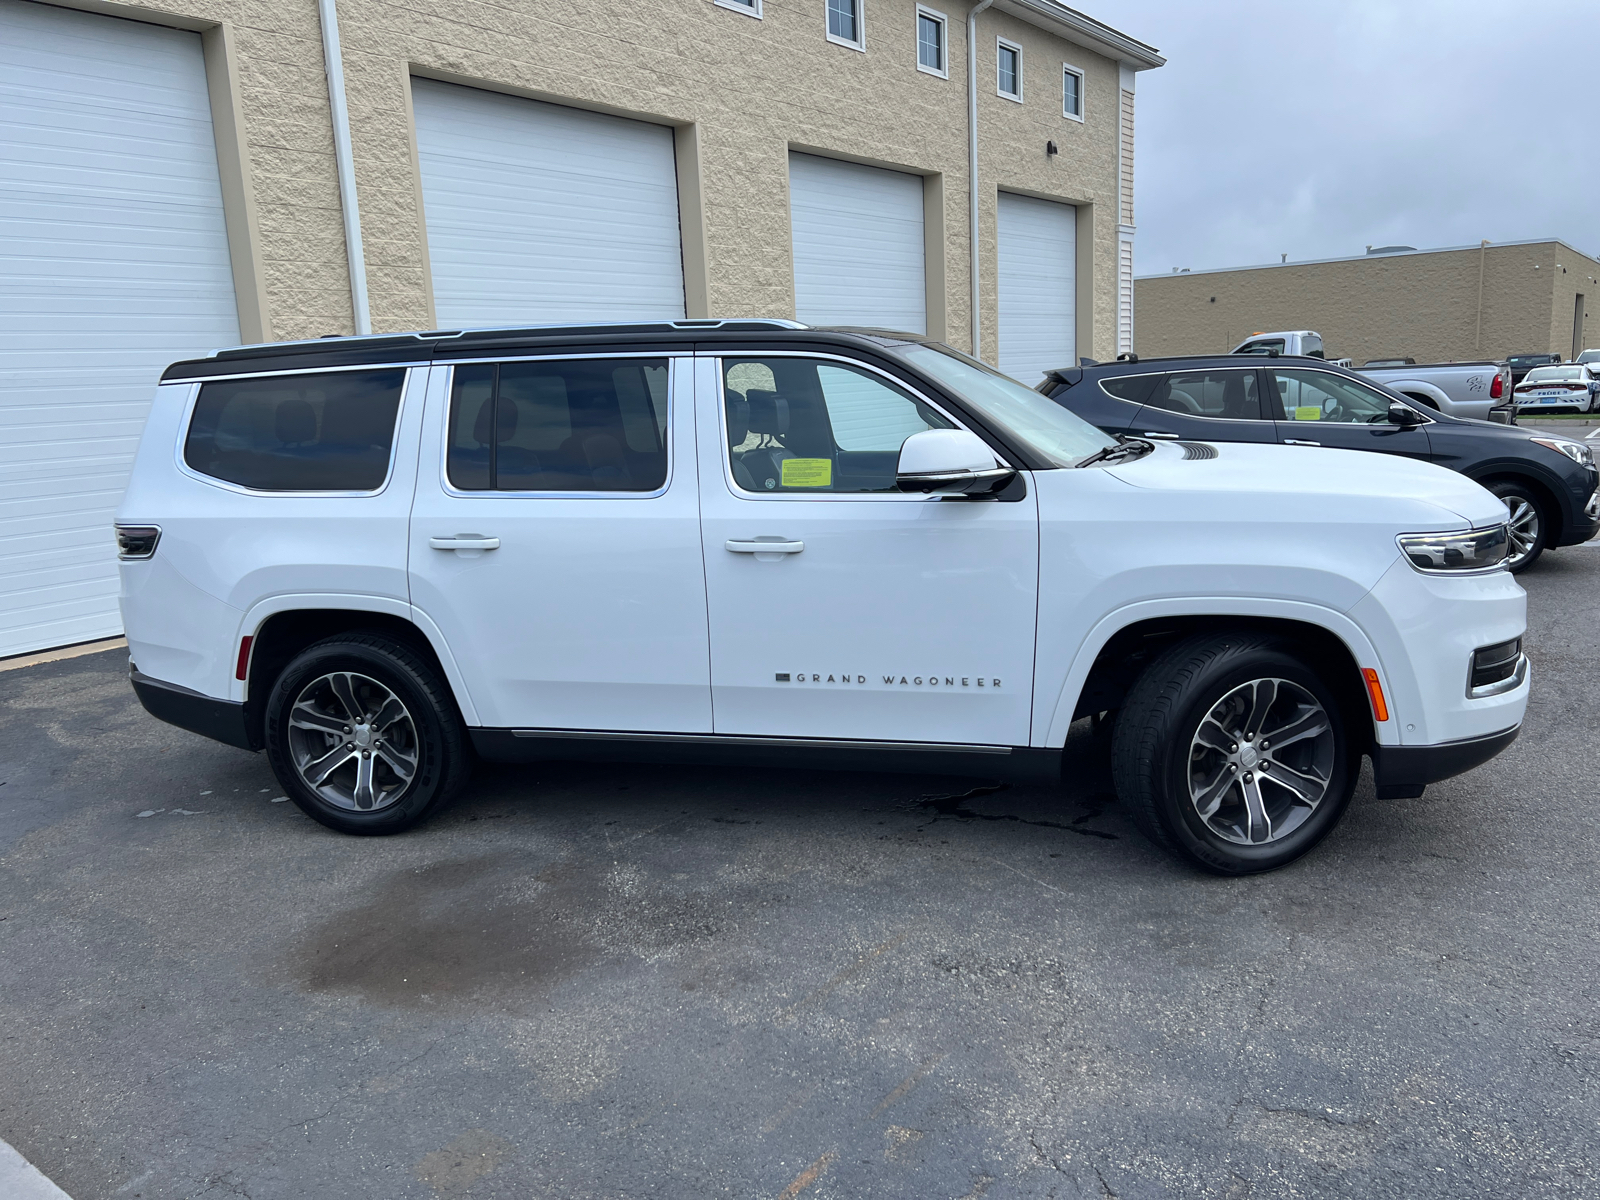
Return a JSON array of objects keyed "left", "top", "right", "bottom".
[{"left": 159, "top": 320, "right": 936, "bottom": 381}]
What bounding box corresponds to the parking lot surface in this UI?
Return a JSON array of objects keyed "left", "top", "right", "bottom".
[{"left": 2, "top": 545, "right": 1598, "bottom": 1200}]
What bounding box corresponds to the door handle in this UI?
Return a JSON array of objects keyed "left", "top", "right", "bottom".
[
  {"left": 429, "top": 534, "right": 501, "bottom": 551},
  {"left": 725, "top": 538, "right": 804, "bottom": 555},
  {"left": 1139, "top": 431, "right": 1180, "bottom": 439},
  {"left": 1283, "top": 439, "right": 1321, "bottom": 447}
]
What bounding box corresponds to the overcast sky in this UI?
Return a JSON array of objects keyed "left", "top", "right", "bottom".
[{"left": 1110, "top": 0, "right": 1598, "bottom": 277}]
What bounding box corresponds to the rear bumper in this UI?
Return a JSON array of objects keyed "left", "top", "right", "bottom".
[
  {"left": 1369, "top": 724, "right": 1519, "bottom": 800},
  {"left": 131, "top": 668, "right": 257, "bottom": 751}
]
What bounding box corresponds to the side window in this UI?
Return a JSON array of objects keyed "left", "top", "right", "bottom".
[
  {"left": 1235, "top": 339, "right": 1285, "bottom": 356},
  {"left": 446, "top": 358, "right": 669, "bottom": 492},
  {"left": 721, "top": 357, "right": 954, "bottom": 494},
  {"left": 1097, "top": 374, "right": 1159, "bottom": 405},
  {"left": 1272, "top": 369, "right": 1396, "bottom": 425},
  {"left": 1145, "top": 371, "right": 1262, "bottom": 421},
  {"left": 183, "top": 368, "right": 405, "bottom": 491}
]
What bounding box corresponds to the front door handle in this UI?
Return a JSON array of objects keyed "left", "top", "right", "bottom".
[
  {"left": 1139, "top": 431, "right": 1180, "bottom": 439},
  {"left": 429, "top": 534, "right": 501, "bottom": 551},
  {"left": 725, "top": 538, "right": 804, "bottom": 557},
  {"left": 1283, "top": 438, "right": 1321, "bottom": 447}
]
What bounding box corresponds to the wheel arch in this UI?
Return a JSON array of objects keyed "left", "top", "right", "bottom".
[{"left": 1042, "top": 601, "right": 1387, "bottom": 751}]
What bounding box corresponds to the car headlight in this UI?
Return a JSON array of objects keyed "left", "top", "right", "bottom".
[
  {"left": 1530, "top": 436, "right": 1594, "bottom": 467},
  {"left": 1397, "top": 525, "right": 1509, "bottom": 573}
]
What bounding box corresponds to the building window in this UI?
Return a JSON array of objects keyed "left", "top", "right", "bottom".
[
  {"left": 916, "top": 6, "right": 947, "bottom": 77},
  {"left": 1062, "top": 63, "right": 1084, "bottom": 120},
  {"left": 826, "top": 0, "right": 862, "bottom": 48},
  {"left": 713, "top": 0, "right": 761, "bottom": 16},
  {"left": 997, "top": 38, "right": 1022, "bottom": 101}
]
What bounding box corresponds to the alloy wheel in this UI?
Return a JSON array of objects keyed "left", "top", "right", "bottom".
[
  {"left": 286, "top": 671, "right": 419, "bottom": 812},
  {"left": 1187, "top": 677, "right": 1335, "bottom": 845},
  {"left": 1503, "top": 497, "right": 1540, "bottom": 569}
]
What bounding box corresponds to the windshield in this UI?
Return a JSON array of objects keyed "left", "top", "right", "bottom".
[
  {"left": 1508, "top": 355, "right": 1556, "bottom": 368},
  {"left": 892, "top": 343, "right": 1116, "bottom": 467},
  {"left": 1577, "top": 350, "right": 1600, "bottom": 364},
  {"left": 1524, "top": 366, "right": 1583, "bottom": 383}
]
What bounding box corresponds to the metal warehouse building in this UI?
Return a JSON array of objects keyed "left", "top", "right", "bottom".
[
  {"left": 0, "top": 0, "right": 1162, "bottom": 658},
  {"left": 1135, "top": 239, "right": 1598, "bottom": 366}
]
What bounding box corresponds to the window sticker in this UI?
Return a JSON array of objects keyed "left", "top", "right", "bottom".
[
  {"left": 1294, "top": 406, "right": 1322, "bottom": 421},
  {"left": 781, "top": 458, "right": 833, "bottom": 488}
]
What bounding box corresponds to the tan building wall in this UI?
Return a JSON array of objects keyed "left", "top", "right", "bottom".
[
  {"left": 1135, "top": 240, "right": 1600, "bottom": 364},
  {"left": 46, "top": 0, "right": 1157, "bottom": 361}
]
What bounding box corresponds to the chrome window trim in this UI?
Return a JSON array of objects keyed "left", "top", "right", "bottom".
[
  {"left": 172, "top": 367, "right": 415, "bottom": 499},
  {"left": 706, "top": 348, "right": 1010, "bottom": 503},
  {"left": 436, "top": 353, "right": 676, "bottom": 501}
]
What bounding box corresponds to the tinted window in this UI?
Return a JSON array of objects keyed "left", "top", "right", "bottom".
[
  {"left": 1146, "top": 371, "right": 1261, "bottom": 420},
  {"left": 1271, "top": 369, "right": 1395, "bottom": 424},
  {"left": 1097, "top": 374, "right": 1160, "bottom": 405},
  {"left": 722, "top": 357, "right": 953, "bottom": 493},
  {"left": 448, "top": 358, "right": 668, "bottom": 492},
  {"left": 1235, "top": 340, "right": 1285, "bottom": 356},
  {"left": 184, "top": 369, "right": 405, "bottom": 492}
]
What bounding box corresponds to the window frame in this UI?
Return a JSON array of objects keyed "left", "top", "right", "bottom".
[
  {"left": 915, "top": 5, "right": 948, "bottom": 78},
  {"left": 1145, "top": 367, "right": 1270, "bottom": 425},
  {"left": 825, "top": 0, "right": 865, "bottom": 51},
  {"left": 438, "top": 354, "right": 677, "bottom": 500},
  {"left": 714, "top": 351, "right": 999, "bottom": 503},
  {"left": 996, "top": 36, "right": 1023, "bottom": 102},
  {"left": 712, "top": 0, "right": 761, "bottom": 16},
  {"left": 1061, "top": 61, "right": 1084, "bottom": 122},
  {"left": 172, "top": 364, "right": 419, "bottom": 498},
  {"left": 1268, "top": 366, "right": 1425, "bottom": 427}
]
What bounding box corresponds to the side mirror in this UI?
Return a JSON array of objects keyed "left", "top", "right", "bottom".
[
  {"left": 1388, "top": 401, "right": 1424, "bottom": 426},
  {"left": 896, "top": 430, "right": 1016, "bottom": 495}
]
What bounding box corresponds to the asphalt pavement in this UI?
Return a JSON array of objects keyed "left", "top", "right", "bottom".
[{"left": 1, "top": 545, "right": 1597, "bottom": 1199}]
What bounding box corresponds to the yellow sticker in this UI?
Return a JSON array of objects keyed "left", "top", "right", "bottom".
[
  {"left": 1294, "top": 406, "right": 1322, "bottom": 421},
  {"left": 781, "top": 458, "right": 832, "bottom": 488}
]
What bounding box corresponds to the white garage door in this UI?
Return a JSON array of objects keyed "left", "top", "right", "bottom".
[
  {"left": 789, "top": 153, "right": 925, "bottom": 334},
  {"left": 996, "top": 192, "right": 1076, "bottom": 385},
  {"left": 412, "top": 79, "right": 686, "bottom": 329},
  {"left": 0, "top": 0, "right": 240, "bottom": 658}
]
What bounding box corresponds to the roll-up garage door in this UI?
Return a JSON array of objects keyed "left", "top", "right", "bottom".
[
  {"left": 0, "top": 0, "right": 240, "bottom": 658},
  {"left": 411, "top": 79, "right": 686, "bottom": 329},
  {"left": 996, "top": 192, "right": 1076, "bottom": 385},
  {"left": 789, "top": 153, "right": 925, "bottom": 334}
]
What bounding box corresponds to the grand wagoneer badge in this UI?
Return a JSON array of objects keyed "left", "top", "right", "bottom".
[{"left": 776, "top": 672, "right": 1001, "bottom": 688}]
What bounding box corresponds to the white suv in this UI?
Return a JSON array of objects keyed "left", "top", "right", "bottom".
[{"left": 115, "top": 321, "right": 1530, "bottom": 874}]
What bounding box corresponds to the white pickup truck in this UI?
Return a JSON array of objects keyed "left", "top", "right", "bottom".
[{"left": 1231, "top": 332, "right": 1513, "bottom": 423}]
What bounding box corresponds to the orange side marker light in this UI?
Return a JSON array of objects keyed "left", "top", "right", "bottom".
[{"left": 1361, "top": 668, "right": 1389, "bottom": 722}]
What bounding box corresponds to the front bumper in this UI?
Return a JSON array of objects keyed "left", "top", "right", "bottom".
[
  {"left": 1370, "top": 724, "right": 1520, "bottom": 800},
  {"left": 131, "top": 668, "right": 257, "bottom": 751}
]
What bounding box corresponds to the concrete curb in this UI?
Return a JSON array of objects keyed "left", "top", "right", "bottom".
[{"left": 0, "top": 1140, "right": 72, "bottom": 1199}]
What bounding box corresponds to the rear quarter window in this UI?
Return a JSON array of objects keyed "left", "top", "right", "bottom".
[
  {"left": 183, "top": 369, "right": 406, "bottom": 492},
  {"left": 1096, "top": 374, "right": 1160, "bottom": 405}
]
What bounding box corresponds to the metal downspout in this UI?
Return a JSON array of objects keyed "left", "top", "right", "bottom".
[
  {"left": 318, "top": 0, "right": 371, "bottom": 335},
  {"left": 967, "top": 0, "right": 994, "bottom": 360}
]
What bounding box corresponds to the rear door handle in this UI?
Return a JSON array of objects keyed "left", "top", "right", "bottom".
[
  {"left": 1283, "top": 438, "right": 1321, "bottom": 447},
  {"left": 429, "top": 534, "right": 501, "bottom": 551},
  {"left": 725, "top": 538, "right": 804, "bottom": 555},
  {"left": 1140, "top": 431, "right": 1180, "bottom": 439}
]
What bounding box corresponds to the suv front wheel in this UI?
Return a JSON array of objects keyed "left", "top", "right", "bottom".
[
  {"left": 264, "top": 633, "right": 470, "bottom": 835},
  {"left": 1111, "top": 633, "right": 1359, "bottom": 874}
]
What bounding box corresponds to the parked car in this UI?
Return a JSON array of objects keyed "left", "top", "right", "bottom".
[
  {"left": 1576, "top": 349, "right": 1600, "bottom": 367},
  {"left": 119, "top": 321, "right": 1530, "bottom": 875},
  {"left": 1513, "top": 364, "right": 1596, "bottom": 413},
  {"left": 1505, "top": 352, "right": 1562, "bottom": 386},
  {"left": 1041, "top": 354, "right": 1599, "bottom": 572},
  {"left": 1354, "top": 359, "right": 1514, "bottom": 423}
]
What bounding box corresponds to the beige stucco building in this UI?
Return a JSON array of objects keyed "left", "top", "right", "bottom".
[{"left": 1135, "top": 239, "right": 1599, "bottom": 365}]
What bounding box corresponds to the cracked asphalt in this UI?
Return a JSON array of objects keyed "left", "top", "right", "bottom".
[{"left": 1, "top": 544, "right": 1597, "bottom": 1199}]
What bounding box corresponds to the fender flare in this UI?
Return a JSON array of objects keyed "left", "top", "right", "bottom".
[
  {"left": 230, "top": 593, "right": 481, "bottom": 726},
  {"left": 1037, "top": 597, "right": 1394, "bottom": 748},
  {"left": 1382, "top": 379, "right": 1452, "bottom": 411}
]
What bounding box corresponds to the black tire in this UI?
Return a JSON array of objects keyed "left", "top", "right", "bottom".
[
  {"left": 264, "top": 633, "right": 470, "bottom": 835},
  {"left": 1110, "top": 633, "right": 1359, "bottom": 875},
  {"left": 1486, "top": 480, "right": 1547, "bottom": 574}
]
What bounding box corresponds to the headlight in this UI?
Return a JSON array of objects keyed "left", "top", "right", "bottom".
[
  {"left": 1529, "top": 436, "right": 1594, "bottom": 467},
  {"left": 1397, "top": 525, "right": 1508, "bottom": 573}
]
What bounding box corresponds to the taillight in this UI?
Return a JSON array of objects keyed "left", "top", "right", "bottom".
[{"left": 1490, "top": 374, "right": 1503, "bottom": 399}]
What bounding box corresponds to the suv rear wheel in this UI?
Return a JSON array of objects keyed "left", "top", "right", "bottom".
[
  {"left": 1111, "top": 633, "right": 1359, "bottom": 875},
  {"left": 264, "top": 633, "right": 470, "bottom": 835}
]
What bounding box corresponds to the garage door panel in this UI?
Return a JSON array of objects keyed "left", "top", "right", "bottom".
[
  {"left": 0, "top": 0, "right": 239, "bottom": 656},
  {"left": 789, "top": 153, "right": 926, "bottom": 335},
  {"left": 412, "top": 78, "right": 686, "bottom": 328},
  {"left": 997, "top": 193, "right": 1076, "bottom": 386}
]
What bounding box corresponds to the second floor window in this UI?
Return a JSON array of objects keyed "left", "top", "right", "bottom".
[
  {"left": 827, "top": 0, "right": 861, "bottom": 46},
  {"left": 917, "top": 8, "right": 946, "bottom": 75},
  {"left": 1063, "top": 65, "right": 1083, "bottom": 119},
  {"left": 997, "top": 39, "right": 1021, "bottom": 100}
]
